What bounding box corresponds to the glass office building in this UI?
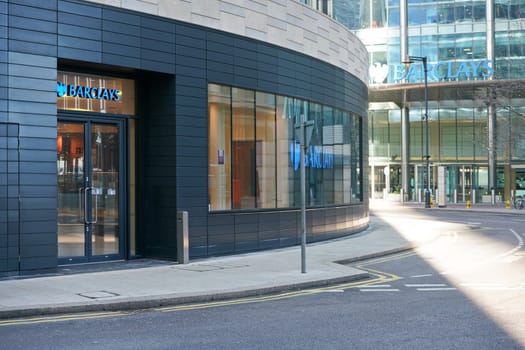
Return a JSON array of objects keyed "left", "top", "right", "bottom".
[{"left": 303, "top": 0, "right": 525, "bottom": 204}]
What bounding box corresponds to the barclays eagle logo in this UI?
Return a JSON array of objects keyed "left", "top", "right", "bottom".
[
  {"left": 369, "top": 62, "right": 389, "bottom": 84},
  {"left": 56, "top": 82, "right": 67, "bottom": 97}
]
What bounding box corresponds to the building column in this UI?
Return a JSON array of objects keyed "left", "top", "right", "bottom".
[
  {"left": 488, "top": 103, "right": 497, "bottom": 191},
  {"left": 401, "top": 107, "right": 410, "bottom": 199},
  {"left": 487, "top": 0, "right": 497, "bottom": 191},
  {"left": 400, "top": 0, "right": 408, "bottom": 60}
]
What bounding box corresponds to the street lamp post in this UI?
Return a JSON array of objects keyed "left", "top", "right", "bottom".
[
  {"left": 403, "top": 55, "right": 431, "bottom": 208},
  {"left": 295, "top": 115, "right": 314, "bottom": 274}
]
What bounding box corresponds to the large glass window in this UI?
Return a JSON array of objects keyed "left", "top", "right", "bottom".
[
  {"left": 309, "top": 102, "right": 325, "bottom": 205},
  {"left": 232, "top": 88, "right": 256, "bottom": 209},
  {"left": 473, "top": 107, "right": 488, "bottom": 161},
  {"left": 496, "top": 110, "right": 511, "bottom": 162},
  {"left": 370, "top": 110, "right": 389, "bottom": 160},
  {"left": 388, "top": 110, "right": 402, "bottom": 161},
  {"left": 256, "top": 92, "right": 277, "bottom": 208},
  {"left": 457, "top": 108, "right": 474, "bottom": 160},
  {"left": 349, "top": 113, "right": 362, "bottom": 201},
  {"left": 322, "top": 106, "right": 336, "bottom": 204},
  {"left": 511, "top": 107, "right": 525, "bottom": 161},
  {"left": 440, "top": 109, "right": 457, "bottom": 160},
  {"left": 276, "top": 96, "right": 296, "bottom": 208},
  {"left": 333, "top": 0, "right": 362, "bottom": 30},
  {"left": 409, "top": 109, "right": 424, "bottom": 161},
  {"left": 208, "top": 84, "right": 232, "bottom": 210},
  {"left": 209, "top": 84, "right": 363, "bottom": 211}
]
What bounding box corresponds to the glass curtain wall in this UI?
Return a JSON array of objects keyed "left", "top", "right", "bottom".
[
  {"left": 495, "top": 0, "right": 525, "bottom": 79},
  {"left": 301, "top": 0, "right": 525, "bottom": 203},
  {"left": 209, "top": 84, "right": 362, "bottom": 211}
]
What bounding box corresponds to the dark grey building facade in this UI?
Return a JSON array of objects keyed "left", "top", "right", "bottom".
[{"left": 0, "top": 0, "right": 369, "bottom": 276}]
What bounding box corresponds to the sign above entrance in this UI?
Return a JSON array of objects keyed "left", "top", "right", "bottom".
[
  {"left": 394, "top": 59, "right": 494, "bottom": 83},
  {"left": 57, "top": 71, "right": 135, "bottom": 115},
  {"left": 369, "top": 59, "right": 494, "bottom": 84},
  {"left": 57, "top": 82, "right": 121, "bottom": 101}
]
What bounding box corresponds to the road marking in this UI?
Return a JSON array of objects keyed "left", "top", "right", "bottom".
[
  {"left": 359, "top": 283, "right": 400, "bottom": 292},
  {"left": 360, "top": 289, "right": 400, "bottom": 292},
  {"left": 350, "top": 251, "right": 416, "bottom": 267},
  {"left": 460, "top": 283, "right": 503, "bottom": 287},
  {"left": 441, "top": 228, "right": 524, "bottom": 275},
  {"left": 469, "top": 286, "right": 521, "bottom": 291},
  {"left": 359, "top": 284, "right": 392, "bottom": 288},
  {"left": 410, "top": 274, "right": 433, "bottom": 278},
  {"left": 459, "top": 282, "right": 525, "bottom": 291},
  {"left": 405, "top": 284, "right": 447, "bottom": 288},
  {"left": 510, "top": 229, "right": 524, "bottom": 251},
  {"left": 416, "top": 288, "right": 457, "bottom": 291}
]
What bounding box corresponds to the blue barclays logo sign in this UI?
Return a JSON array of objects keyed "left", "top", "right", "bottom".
[
  {"left": 390, "top": 59, "right": 494, "bottom": 83},
  {"left": 56, "top": 81, "right": 121, "bottom": 101},
  {"left": 290, "top": 142, "right": 334, "bottom": 171}
]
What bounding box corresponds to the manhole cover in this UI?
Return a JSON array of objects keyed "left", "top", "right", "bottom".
[
  {"left": 173, "top": 264, "right": 223, "bottom": 272},
  {"left": 173, "top": 263, "right": 249, "bottom": 272}
]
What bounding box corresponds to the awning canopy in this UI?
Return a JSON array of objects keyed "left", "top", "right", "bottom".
[{"left": 369, "top": 79, "right": 525, "bottom": 110}]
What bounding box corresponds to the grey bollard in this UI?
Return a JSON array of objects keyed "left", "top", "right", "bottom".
[{"left": 177, "top": 211, "right": 189, "bottom": 264}]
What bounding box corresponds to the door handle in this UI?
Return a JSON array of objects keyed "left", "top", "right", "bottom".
[
  {"left": 84, "top": 187, "right": 91, "bottom": 224},
  {"left": 92, "top": 188, "right": 98, "bottom": 224},
  {"left": 84, "top": 187, "right": 98, "bottom": 224},
  {"left": 79, "top": 187, "right": 84, "bottom": 222}
]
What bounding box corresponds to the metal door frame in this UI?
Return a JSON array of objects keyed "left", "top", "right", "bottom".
[{"left": 57, "top": 113, "right": 127, "bottom": 264}]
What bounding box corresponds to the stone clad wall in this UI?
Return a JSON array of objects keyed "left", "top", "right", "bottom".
[{"left": 83, "top": 0, "right": 369, "bottom": 85}]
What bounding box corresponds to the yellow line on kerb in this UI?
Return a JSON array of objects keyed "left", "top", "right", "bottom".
[
  {"left": 157, "top": 254, "right": 406, "bottom": 313},
  {"left": 0, "top": 311, "right": 129, "bottom": 327},
  {"left": 0, "top": 251, "right": 410, "bottom": 325}
]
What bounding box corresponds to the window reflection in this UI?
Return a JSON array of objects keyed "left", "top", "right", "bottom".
[{"left": 208, "top": 84, "right": 363, "bottom": 211}]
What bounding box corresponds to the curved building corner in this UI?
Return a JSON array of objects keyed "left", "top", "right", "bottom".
[{"left": 0, "top": 0, "right": 369, "bottom": 276}]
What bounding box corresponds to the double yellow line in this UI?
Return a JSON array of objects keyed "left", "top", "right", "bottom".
[
  {"left": 157, "top": 252, "right": 411, "bottom": 313},
  {"left": 0, "top": 251, "right": 410, "bottom": 326},
  {"left": 0, "top": 310, "right": 129, "bottom": 327}
]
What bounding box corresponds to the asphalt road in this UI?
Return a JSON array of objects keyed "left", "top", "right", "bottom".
[{"left": 1, "top": 209, "right": 524, "bottom": 350}]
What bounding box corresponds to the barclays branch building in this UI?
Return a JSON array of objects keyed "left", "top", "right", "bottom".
[
  {"left": 0, "top": 0, "right": 369, "bottom": 275},
  {"left": 303, "top": 0, "right": 525, "bottom": 205}
]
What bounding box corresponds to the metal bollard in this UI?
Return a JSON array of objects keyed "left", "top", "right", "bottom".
[{"left": 177, "top": 211, "right": 189, "bottom": 264}]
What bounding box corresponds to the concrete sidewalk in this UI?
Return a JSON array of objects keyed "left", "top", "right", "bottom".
[{"left": 0, "top": 201, "right": 518, "bottom": 319}]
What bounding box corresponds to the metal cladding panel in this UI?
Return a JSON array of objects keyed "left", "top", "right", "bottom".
[
  {"left": 0, "top": 122, "right": 19, "bottom": 276},
  {"left": 58, "top": 1, "right": 101, "bottom": 21},
  {"left": 6, "top": 0, "right": 59, "bottom": 275}
]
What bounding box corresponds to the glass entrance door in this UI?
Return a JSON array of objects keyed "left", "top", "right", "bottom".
[{"left": 57, "top": 120, "right": 123, "bottom": 263}]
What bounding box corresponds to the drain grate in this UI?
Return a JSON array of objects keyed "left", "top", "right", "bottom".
[{"left": 77, "top": 290, "right": 120, "bottom": 299}]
